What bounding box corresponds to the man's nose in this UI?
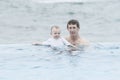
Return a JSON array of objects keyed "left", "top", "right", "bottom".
[{"left": 70, "top": 28, "right": 74, "bottom": 31}]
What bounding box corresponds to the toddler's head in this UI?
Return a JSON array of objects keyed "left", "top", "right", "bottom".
[{"left": 51, "top": 26, "right": 61, "bottom": 39}]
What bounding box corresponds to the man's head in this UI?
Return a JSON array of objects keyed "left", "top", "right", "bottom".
[
  {"left": 51, "top": 26, "right": 61, "bottom": 39},
  {"left": 67, "top": 19, "right": 80, "bottom": 36}
]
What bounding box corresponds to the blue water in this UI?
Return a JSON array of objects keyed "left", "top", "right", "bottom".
[
  {"left": 0, "top": 0, "right": 120, "bottom": 43},
  {"left": 0, "top": 0, "right": 120, "bottom": 80},
  {"left": 0, "top": 43, "right": 120, "bottom": 80}
]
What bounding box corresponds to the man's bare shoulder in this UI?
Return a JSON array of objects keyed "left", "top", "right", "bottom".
[
  {"left": 79, "top": 38, "right": 90, "bottom": 45},
  {"left": 80, "top": 38, "right": 89, "bottom": 42}
]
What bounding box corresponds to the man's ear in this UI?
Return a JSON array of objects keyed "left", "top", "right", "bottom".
[{"left": 78, "top": 28, "right": 80, "bottom": 31}]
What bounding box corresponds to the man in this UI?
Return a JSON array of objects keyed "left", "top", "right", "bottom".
[{"left": 65, "top": 19, "right": 89, "bottom": 47}]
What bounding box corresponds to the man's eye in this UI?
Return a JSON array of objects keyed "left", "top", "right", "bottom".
[{"left": 73, "top": 27, "right": 76, "bottom": 29}]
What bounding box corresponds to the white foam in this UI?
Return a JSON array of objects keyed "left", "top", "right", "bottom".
[
  {"left": 32, "top": 0, "right": 113, "bottom": 3},
  {"left": 32, "top": 0, "right": 82, "bottom": 3}
]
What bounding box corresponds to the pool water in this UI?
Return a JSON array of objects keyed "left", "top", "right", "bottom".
[{"left": 0, "top": 43, "right": 120, "bottom": 80}]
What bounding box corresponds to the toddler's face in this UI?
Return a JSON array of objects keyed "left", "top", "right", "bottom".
[{"left": 51, "top": 28, "right": 61, "bottom": 39}]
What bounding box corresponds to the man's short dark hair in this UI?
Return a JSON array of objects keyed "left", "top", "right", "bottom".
[{"left": 67, "top": 19, "right": 80, "bottom": 29}]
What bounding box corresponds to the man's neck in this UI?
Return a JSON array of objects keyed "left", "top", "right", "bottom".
[{"left": 70, "top": 35, "right": 80, "bottom": 41}]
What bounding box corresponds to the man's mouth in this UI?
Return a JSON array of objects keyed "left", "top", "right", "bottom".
[{"left": 70, "top": 32, "right": 75, "bottom": 34}]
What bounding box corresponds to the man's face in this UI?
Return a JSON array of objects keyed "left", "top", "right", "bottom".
[
  {"left": 51, "top": 28, "right": 61, "bottom": 39},
  {"left": 67, "top": 24, "right": 79, "bottom": 36}
]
